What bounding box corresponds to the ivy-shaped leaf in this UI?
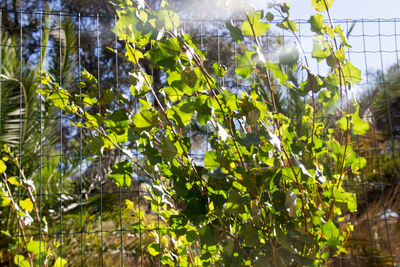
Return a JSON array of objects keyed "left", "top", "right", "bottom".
[
  {"left": 341, "top": 60, "right": 361, "bottom": 84},
  {"left": 352, "top": 108, "right": 369, "bottom": 135},
  {"left": 242, "top": 11, "right": 270, "bottom": 36},
  {"left": 308, "top": 14, "right": 324, "bottom": 33},
  {"left": 204, "top": 151, "right": 218, "bottom": 171},
  {"left": 27, "top": 239, "right": 45, "bottom": 255},
  {"left": 160, "top": 138, "right": 177, "bottom": 162},
  {"left": 225, "top": 20, "right": 244, "bottom": 44},
  {"left": 157, "top": 10, "right": 180, "bottom": 30},
  {"left": 109, "top": 160, "right": 132, "bottom": 188},
  {"left": 322, "top": 221, "right": 340, "bottom": 247},
  {"left": 235, "top": 51, "right": 256, "bottom": 78},
  {"left": 312, "top": 0, "right": 334, "bottom": 12},
  {"left": 312, "top": 35, "right": 332, "bottom": 60},
  {"left": 132, "top": 110, "right": 158, "bottom": 130},
  {"left": 48, "top": 89, "right": 69, "bottom": 109}
]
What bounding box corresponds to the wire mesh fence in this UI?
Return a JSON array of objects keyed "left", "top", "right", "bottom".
[{"left": 1, "top": 7, "right": 400, "bottom": 266}]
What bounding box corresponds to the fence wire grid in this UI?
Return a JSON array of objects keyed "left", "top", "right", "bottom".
[{"left": 1, "top": 7, "right": 400, "bottom": 267}]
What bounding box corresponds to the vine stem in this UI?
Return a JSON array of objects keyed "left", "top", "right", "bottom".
[
  {"left": 74, "top": 109, "right": 155, "bottom": 181},
  {"left": 321, "top": 0, "right": 353, "bottom": 221},
  {"left": 126, "top": 43, "right": 209, "bottom": 189},
  {"left": 244, "top": 11, "right": 310, "bottom": 234},
  {"left": 275, "top": 8, "right": 317, "bottom": 161}
]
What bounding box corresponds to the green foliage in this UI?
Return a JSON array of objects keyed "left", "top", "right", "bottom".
[{"left": 35, "top": 0, "right": 368, "bottom": 265}]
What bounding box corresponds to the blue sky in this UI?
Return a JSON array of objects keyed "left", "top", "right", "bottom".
[
  {"left": 246, "top": 0, "right": 400, "bottom": 96},
  {"left": 280, "top": 0, "right": 400, "bottom": 20}
]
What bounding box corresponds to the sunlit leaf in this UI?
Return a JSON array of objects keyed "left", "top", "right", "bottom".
[
  {"left": 53, "top": 257, "right": 67, "bottom": 267},
  {"left": 235, "top": 51, "right": 256, "bottom": 78},
  {"left": 132, "top": 110, "right": 158, "bottom": 130},
  {"left": 20, "top": 198, "right": 33, "bottom": 213},
  {"left": 109, "top": 160, "right": 132, "bottom": 188},
  {"left": 308, "top": 14, "right": 324, "bottom": 33},
  {"left": 312, "top": 0, "right": 334, "bottom": 12},
  {"left": 312, "top": 35, "right": 332, "bottom": 60},
  {"left": 0, "top": 160, "right": 6, "bottom": 173},
  {"left": 242, "top": 11, "right": 270, "bottom": 36}
]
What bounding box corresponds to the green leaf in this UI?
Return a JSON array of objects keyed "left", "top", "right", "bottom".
[
  {"left": 160, "top": 138, "right": 177, "bottom": 162},
  {"left": 194, "top": 95, "right": 211, "bottom": 125},
  {"left": 242, "top": 11, "right": 270, "bottom": 36},
  {"left": 53, "top": 257, "right": 67, "bottom": 267},
  {"left": 225, "top": 20, "right": 244, "bottom": 44},
  {"left": 322, "top": 221, "right": 340, "bottom": 247},
  {"left": 337, "top": 115, "right": 351, "bottom": 131},
  {"left": 182, "top": 68, "right": 198, "bottom": 88},
  {"left": 148, "top": 242, "right": 160, "bottom": 256},
  {"left": 241, "top": 223, "right": 259, "bottom": 247},
  {"left": 212, "top": 63, "right": 228, "bottom": 77},
  {"left": 109, "top": 160, "right": 132, "bottom": 188},
  {"left": 341, "top": 60, "right": 361, "bottom": 84},
  {"left": 157, "top": 10, "right": 180, "bottom": 30},
  {"left": 164, "top": 86, "right": 184, "bottom": 102},
  {"left": 132, "top": 110, "right": 158, "bottom": 130},
  {"left": 0, "top": 160, "right": 6, "bottom": 173},
  {"left": 85, "top": 136, "right": 105, "bottom": 154},
  {"left": 312, "top": 35, "right": 332, "bottom": 60},
  {"left": 351, "top": 156, "right": 367, "bottom": 175},
  {"left": 352, "top": 108, "right": 369, "bottom": 135},
  {"left": 334, "top": 25, "right": 351, "bottom": 48},
  {"left": 199, "top": 224, "right": 218, "bottom": 245},
  {"left": 48, "top": 89, "right": 69, "bottom": 109},
  {"left": 308, "top": 14, "right": 324, "bottom": 33},
  {"left": 235, "top": 51, "right": 256, "bottom": 78},
  {"left": 312, "top": 0, "right": 334, "bottom": 12},
  {"left": 98, "top": 89, "right": 113, "bottom": 105},
  {"left": 266, "top": 12, "right": 274, "bottom": 22},
  {"left": 125, "top": 45, "right": 144, "bottom": 64},
  {"left": 27, "top": 239, "right": 44, "bottom": 255},
  {"left": 112, "top": 8, "right": 144, "bottom": 45},
  {"left": 14, "top": 255, "right": 30, "bottom": 267},
  {"left": 333, "top": 188, "right": 357, "bottom": 212},
  {"left": 7, "top": 176, "right": 19, "bottom": 186},
  {"left": 129, "top": 70, "right": 151, "bottom": 97},
  {"left": 277, "top": 18, "right": 298, "bottom": 32},
  {"left": 204, "top": 151, "right": 218, "bottom": 171}
]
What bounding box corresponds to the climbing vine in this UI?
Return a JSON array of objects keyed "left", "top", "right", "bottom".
[{"left": 0, "top": 0, "right": 370, "bottom": 265}]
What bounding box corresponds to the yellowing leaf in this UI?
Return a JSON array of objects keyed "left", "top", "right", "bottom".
[
  {"left": 7, "top": 176, "right": 19, "bottom": 186},
  {"left": 0, "top": 160, "right": 6, "bottom": 173},
  {"left": 20, "top": 198, "right": 33, "bottom": 213},
  {"left": 53, "top": 257, "right": 67, "bottom": 267},
  {"left": 312, "top": 0, "right": 334, "bottom": 12}
]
